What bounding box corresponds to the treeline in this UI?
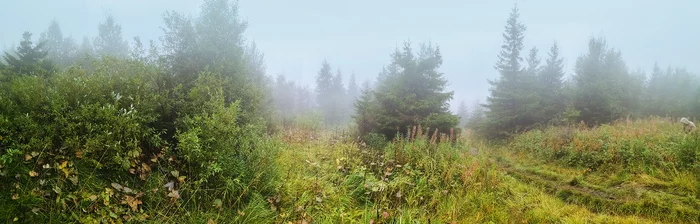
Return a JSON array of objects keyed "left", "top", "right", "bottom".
[
  {"left": 272, "top": 4, "right": 700, "bottom": 141},
  {"left": 270, "top": 61, "right": 362, "bottom": 127},
  {"left": 467, "top": 6, "right": 700, "bottom": 139}
]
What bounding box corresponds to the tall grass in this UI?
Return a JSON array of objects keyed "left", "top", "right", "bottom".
[
  {"left": 271, "top": 126, "right": 657, "bottom": 223},
  {"left": 511, "top": 117, "right": 700, "bottom": 174},
  {"left": 502, "top": 117, "right": 700, "bottom": 222}
]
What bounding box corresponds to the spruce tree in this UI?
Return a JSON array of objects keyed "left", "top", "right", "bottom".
[
  {"left": 273, "top": 74, "right": 295, "bottom": 122},
  {"left": 355, "top": 42, "right": 458, "bottom": 139},
  {"left": 483, "top": 5, "right": 538, "bottom": 138},
  {"left": 354, "top": 87, "right": 378, "bottom": 137},
  {"left": 331, "top": 69, "right": 347, "bottom": 124},
  {"left": 457, "top": 100, "right": 469, "bottom": 128},
  {"left": 347, "top": 73, "right": 360, "bottom": 102},
  {"left": 77, "top": 37, "right": 94, "bottom": 58},
  {"left": 645, "top": 67, "right": 697, "bottom": 117},
  {"left": 315, "top": 60, "right": 336, "bottom": 124},
  {"left": 94, "top": 15, "right": 129, "bottom": 58},
  {"left": 573, "top": 37, "right": 643, "bottom": 124},
  {"left": 3, "top": 32, "right": 53, "bottom": 76},
  {"left": 361, "top": 79, "right": 372, "bottom": 92},
  {"left": 573, "top": 37, "right": 615, "bottom": 124},
  {"left": 644, "top": 63, "right": 664, "bottom": 115},
  {"left": 537, "top": 42, "right": 566, "bottom": 124},
  {"left": 40, "top": 20, "right": 77, "bottom": 68},
  {"left": 466, "top": 100, "right": 486, "bottom": 130},
  {"left": 525, "top": 47, "right": 541, "bottom": 77}
]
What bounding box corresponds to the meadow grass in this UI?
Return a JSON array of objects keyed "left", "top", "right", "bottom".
[
  {"left": 268, "top": 126, "right": 661, "bottom": 223},
  {"left": 3, "top": 117, "right": 696, "bottom": 223}
]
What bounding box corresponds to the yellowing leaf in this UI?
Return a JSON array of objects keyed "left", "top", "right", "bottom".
[
  {"left": 24, "top": 154, "right": 32, "bottom": 161},
  {"left": 123, "top": 195, "right": 142, "bottom": 211},
  {"left": 58, "top": 161, "right": 71, "bottom": 178},
  {"left": 58, "top": 161, "right": 68, "bottom": 169},
  {"left": 167, "top": 190, "right": 180, "bottom": 200},
  {"left": 75, "top": 151, "right": 83, "bottom": 159},
  {"left": 141, "top": 163, "right": 151, "bottom": 172},
  {"left": 29, "top": 170, "right": 38, "bottom": 177},
  {"left": 111, "top": 183, "right": 123, "bottom": 191},
  {"left": 207, "top": 219, "right": 216, "bottom": 224},
  {"left": 30, "top": 151, "right": 39, "bottom": 157},
  {"left": 11, "top": 194, "right": 18, "bottom": 200},
  {"left": 177, "top": 176, "right": 186, "bottom": 183},
  {"left": 61, "top": 170, "right": 70, "bottom": 178},
  {"left": 170, "top": 170, "right": 179, "bottom": 177}
]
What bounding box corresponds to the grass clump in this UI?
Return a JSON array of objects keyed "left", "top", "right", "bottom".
[{"left": 511, "top": 117, "right": 700, "bottom": 174}]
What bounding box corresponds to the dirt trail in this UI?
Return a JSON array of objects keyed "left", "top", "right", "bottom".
[{"left": 493, "top": 154, "right": 700, "bottom": 223}]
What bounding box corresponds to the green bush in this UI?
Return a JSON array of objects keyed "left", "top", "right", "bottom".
[
  {"left": 174, "top": 72, "right": 279, "bottom": 207},
  {"left": 0, "top": 58, "right": 279, "bottom": 222}
]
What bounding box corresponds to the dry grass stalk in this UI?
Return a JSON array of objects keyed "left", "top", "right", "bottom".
[
  {"left": 430, "top": 128, "right": 439, "bottom": 145},
  {"left": 411, "top": 125, "right": 417, "bottom": 141}
]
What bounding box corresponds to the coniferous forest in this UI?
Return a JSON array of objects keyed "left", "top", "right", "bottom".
[{"left": 1, "top": 1, "right": 700, "bottom": 223}]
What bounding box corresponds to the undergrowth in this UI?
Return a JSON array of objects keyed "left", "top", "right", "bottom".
[
  {"left": 502, "top": 117, "right": 700, "bottom": 222},
  {"left": 271, "top": 126, "right": 657, "bottom": 223},
  {"left": 0, "top": 58, "right": 691, "bottom": 223}
]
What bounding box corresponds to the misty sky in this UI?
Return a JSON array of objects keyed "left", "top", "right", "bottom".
[{"left": 2, "top": 0, "right": 698, "bottom": 111}]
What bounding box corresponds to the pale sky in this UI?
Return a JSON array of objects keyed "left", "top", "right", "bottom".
[{"left": 2, "top": 0, "right": 698, "bottom": 111}]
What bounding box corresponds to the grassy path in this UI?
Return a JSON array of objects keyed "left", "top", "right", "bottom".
[
  {"left": 493, "top": 149, "right": 700, "bottom": 223},
  {"left": 272, "top": 132, "right": 665, "bottom": 223}
]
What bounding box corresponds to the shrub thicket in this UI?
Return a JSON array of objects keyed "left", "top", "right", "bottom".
[{"left": 0, "top": 57, "right": 279, "bottom": 222}]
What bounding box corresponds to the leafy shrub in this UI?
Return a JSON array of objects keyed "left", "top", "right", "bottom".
[
  {"left": 174, "top": 72, "right": 279, "bottom": 207},
  {"left": 0, "top": 58, "right": 278, "bottom": 222}
]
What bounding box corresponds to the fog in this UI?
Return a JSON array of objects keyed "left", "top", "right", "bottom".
[
  {"left": 2, "top": 0, "right": 699, "bottom": 111},
  {"left": 3, "top": 2, "right": 700, "bottom": 221}
]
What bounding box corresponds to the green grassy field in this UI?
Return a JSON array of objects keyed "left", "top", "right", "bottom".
[
  {"left": 266, "top": 119, "right": 697, "bottom": 223},
  {"left": 3, "top": 117, "right": 698, "bottom": 223}
]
